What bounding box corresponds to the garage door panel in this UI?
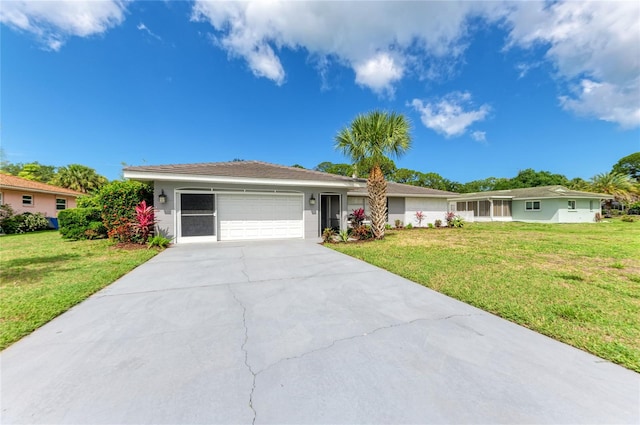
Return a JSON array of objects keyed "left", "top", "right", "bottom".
[{"left": 218, "top": 194, "right": 304, "bottom": 241}]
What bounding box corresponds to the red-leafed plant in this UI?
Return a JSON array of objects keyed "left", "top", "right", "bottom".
[
  {"left": 415, "top": 211, "right": 425, "bottom": 227},
  {"left": 349, "top": 208, "right": 366, "bottom": 227},
  {"left": 132, "top": 200, "right": 156, "bottom": 243}
]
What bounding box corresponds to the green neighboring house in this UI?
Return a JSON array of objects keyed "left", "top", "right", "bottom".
[{"left": 449, "top": 185, "right": 613, "bottom": 223}]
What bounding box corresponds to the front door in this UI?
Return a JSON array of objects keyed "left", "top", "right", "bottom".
[
  {"left": 320, "top": 194, "right": 341, "bottom": 232},
  {"left": 177, "top": 193, "right": 216, "bottom": 243}
]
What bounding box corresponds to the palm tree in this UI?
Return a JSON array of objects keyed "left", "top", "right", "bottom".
[
  {"left": 589, "top": 172, "right": 633, "bottom": 212},
  {"left": 335, "top": 110, "right": 412, "bottom": 239},
  {"left": 51, "top": 164, "right": 108, "bottom": 194}
]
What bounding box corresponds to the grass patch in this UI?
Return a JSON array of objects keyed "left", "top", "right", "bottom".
[
  {"left": 329, "top": 220, "right": 640, "bottom": 372},
  {"left": 0, "top": 231, "right": 159, "bottom": 350}
]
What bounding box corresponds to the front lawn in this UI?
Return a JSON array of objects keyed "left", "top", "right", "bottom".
[
  {"left": 0, "top": 231, "right": 159, "bottom": 350},
  {"left": 329, "top": 220, "right": 640, "bottom": 372}
]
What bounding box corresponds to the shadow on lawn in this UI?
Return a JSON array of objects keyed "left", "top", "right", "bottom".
[{"left": 1, "top": 254, "right": 83, "bottom": 286}]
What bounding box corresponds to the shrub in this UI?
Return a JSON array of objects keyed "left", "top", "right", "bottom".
[
  {"left": 0, "top": 204, "right": 16, "bottom": 233},
  {"left": 428, "top": 223, "right": 435, "bottom": 229},
  {"left": 132, "top": 200, "right": 155, "bottom": 243},
  {"left": 76, "top": 195, "right": 99, "bottom": 208},
  {"left": 22, "top": 212, "right": 49, "bottom": 232},
  {"left": 58, "top": 208, "right": 106, "bottom": 240},
  {"left": 385, "top": 223, "right": 392, "bottom": 230},
  {"left": 95, "top": 180, "right": 152, "bottom": 242},
  {"left": 434, "top": 219, "right": 442, "bottom": 228},
  {"left": 322, "top": 227, "right": 337, "bottom": 243},
  {"left": 394, "top": 219, "right": 403, "bottom": 229},
  {"left": 621, "top": 215, "right": 635, "bottom": 222},
  {"left": 594, "top": 212, "right": 602, "bottom": 222},
  {"left": 338, "top": 229, "right": 350, "bottom": 242},
  {"left": 405, "top": 223, "right": 413, "bottom": 229},
  {"left": 147, "top": 235, "right": 171, "bottom": 249},
  {"left": 348, "top": 208, "right": 366, "bottom": 227},
  {"left": 351, "top": 224, "right": 373, "bottom": 240},
  {"left": 1, "top": 212, "right": 49, "bottom": 234},
  {"left": 445, "top": 212, "right": 465, "bottom": 228},
  {"left": 415, "top": 211, "right": 425, "bottom": 227}
]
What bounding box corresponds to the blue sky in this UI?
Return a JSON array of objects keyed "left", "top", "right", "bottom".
[{"left": 2, "top": 1, "right": 639, "bottom": 183}]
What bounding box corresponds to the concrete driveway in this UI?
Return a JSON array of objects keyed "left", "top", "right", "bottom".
[{"left": 2, "top": 240, "right": 638, "bottom": 424}]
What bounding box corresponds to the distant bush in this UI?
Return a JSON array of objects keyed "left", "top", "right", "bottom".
[
  {"left": 621, "top": 215, "right": 635, "bottom": 223},
  {"left": 1, "top": 211, "right": 49, "bottom": 234},
  {"left": 22, "top": 213, "right": 50, "bottom": 232},
  {"left": 394, "top": 219, "right": 403, "bottom": 229},
  {"left": 405, "top": 223, "right": 413, "bottom": 229},
  {"left": 58, "top": 208, "right": 106, "bottom": 240},
  {"left": 434, "top": 219, "right": 442, "bottom": 228},
  {"left": 428, "top": 223, "right": 435, "bottom": 229}
]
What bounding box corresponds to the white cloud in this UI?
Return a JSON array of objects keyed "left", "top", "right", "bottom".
[
  {"left": 0, "top": 0, "right": 129, "bottom": 51},
  {"left": 137, "top": 22, "right": 162, "bottom": 42},
  {"left": 560, "top": 79, "right": 640, "bottom": 129},
  {"left": 191, "top": 1, "right": 501, "bottom": 93},
  {"left": 411, "top": 92, "right": 490, "bottom": 138},
  {"left": 353, "top": 52, "right": 404, "bottom": 96},
  {"left": 191, "top": 1, "right": 639, "bottom": 128},
  {"left": 471, "top": 131, "right": 487, "bottom": 142},
  {"left": 504, "top": 1, "right": 640, "bottom": 128}
]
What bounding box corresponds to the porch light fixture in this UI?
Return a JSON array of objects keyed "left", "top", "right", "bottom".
[
  {"left": 309, "top": 194, "right": 316, "bottom": 205},
  {"left": 158, "top": 190, "right": 167, "bottom": 204}
]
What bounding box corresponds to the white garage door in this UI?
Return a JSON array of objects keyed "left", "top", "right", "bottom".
[{"left": 217, "top": 193, "right": 304, "bottom": 241}]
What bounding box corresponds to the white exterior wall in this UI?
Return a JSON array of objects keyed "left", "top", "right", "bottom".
[
  {"left": 404, "top": 197, "right": 449, "bottom": 227},
  {"left": 153, "top": 180, "right": 348, "bottom": 241}
]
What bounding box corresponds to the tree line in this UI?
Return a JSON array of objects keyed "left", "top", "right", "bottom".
[
  {"left": 313, "top": 152, "right": 639, "bottom": 197},
  {"left": 0, "top": 160, "right": 108, "bottom": 194},
  {"left": 2, "top": 151, "right": 638, "bottom": 208}
]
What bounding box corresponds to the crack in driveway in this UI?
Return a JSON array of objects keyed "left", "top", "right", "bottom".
[{"left": 228, "top": 285, "right": 257, "bottom": 425}]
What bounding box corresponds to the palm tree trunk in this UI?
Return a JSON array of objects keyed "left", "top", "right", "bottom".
[{"left": 368, "top": 165, "right": 387, "bottom": 239}]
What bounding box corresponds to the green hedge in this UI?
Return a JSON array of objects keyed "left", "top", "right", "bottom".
[{"left": 58, "top": 208, "right": 107, "bottom": 240}]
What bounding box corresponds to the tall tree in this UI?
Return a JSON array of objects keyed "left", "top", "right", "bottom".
[
  {"left": 315, "top": 162, "right": 354, "bottom": 177},
  {"left": 508, "top": 168, "right": 569, "bottom": 189},
  {"left": 335, "top": 110, "right": 412, "bottom": 239},
  {"left": 16, "top": 162, "right": 56, "bottom": 182},
  {"left": 612, "top": 152, "right": 640, "bottom": 182},
  {"left": 589, "top": 172, "right": 633, "bottom": 210},
  {"left": 51, "top": 164, "right": 108, "bottom": 194}
]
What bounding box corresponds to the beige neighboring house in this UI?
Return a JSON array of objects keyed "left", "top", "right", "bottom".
[{"left": 0, "top": 174, "right": 83, "bottom": 219}]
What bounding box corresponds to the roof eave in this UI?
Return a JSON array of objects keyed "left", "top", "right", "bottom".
[
  {"left": 0, "top": 185, "right": 82, "bottom": 197},
  {"left": 123, "top": 171, "right": 368, "bottom": 189}
]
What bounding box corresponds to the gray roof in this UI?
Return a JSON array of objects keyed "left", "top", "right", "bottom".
[
  {"left": 124, "top": 161, "right": 459, "bottom": 196},
  {"left": 123, "top": 161, "right": 367, "bottom": 184},
  {"left": 454, "top": 185, "right": 613, "bottom": 200},
  {"left": 349, "top": 181, "right": 457, "bottom": 198}
]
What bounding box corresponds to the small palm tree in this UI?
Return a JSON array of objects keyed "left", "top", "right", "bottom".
[
  {"left": 335, "top": 110, "right": 412, "bottom": 239},
  {"left": 590, "top": 172, "right": 633, "bottom": 211}
]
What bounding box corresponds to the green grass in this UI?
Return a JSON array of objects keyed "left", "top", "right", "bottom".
[
  {"left": 0, "top": 231, "right": 159, "bottom": 350},
  {"left": 329, "top": 219, "right": 640, "bottom": 372}
]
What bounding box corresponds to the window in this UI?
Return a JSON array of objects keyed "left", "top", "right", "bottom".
[
  {"left": 456, "top": 202, "right": 467, "bottom": 211},
  {"left": 56, "top": 198, "right": 67, "bottom": 210},
  {"left": 494, "top": 200, "right": 512, "bottom": 217},
  {"left": 478, "top": 200, "right": 491, "bottom": 217},
  {"left": 525, "top": 200, "right": 541, "bottom": 211},
  {"left": 589, "top": 200, "right": 594, "bottom": 211},
  {"left": 0, "top": 192, "right": 3, "bottom": 204},
  {"left": 568, "top": 200, "right": 576, "bottom": 210},
  {"left": 22, "top": 195, "right": 33, "bottom": 206}
]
